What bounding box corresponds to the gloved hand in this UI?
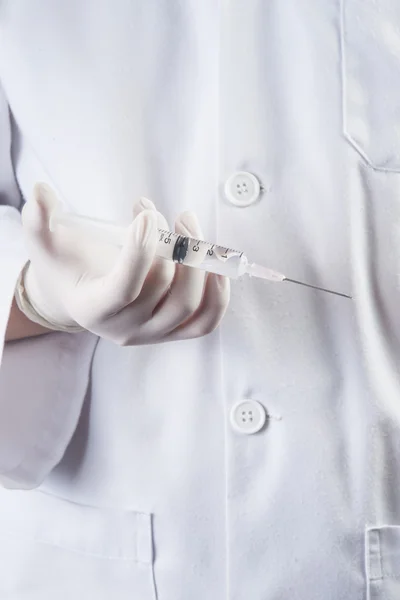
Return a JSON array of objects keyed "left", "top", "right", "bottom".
[{"left": 19, "top": 183, "right": 230, "bottom": 345}]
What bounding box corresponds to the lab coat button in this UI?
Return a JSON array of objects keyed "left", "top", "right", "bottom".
[
  {"left": 224, "top": 172, "right": 261, "bottom": 207},
  {"left": 230, "top": 400, "right": 267, "bottom": 434}
]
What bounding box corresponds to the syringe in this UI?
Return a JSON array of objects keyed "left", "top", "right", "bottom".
[{"left": 49, "top": 207, "right": 352, "bottom": 300}]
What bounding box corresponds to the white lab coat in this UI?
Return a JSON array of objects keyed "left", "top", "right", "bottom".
[{"left": 0, "top": 1, "right": 399, "bottom": 598}]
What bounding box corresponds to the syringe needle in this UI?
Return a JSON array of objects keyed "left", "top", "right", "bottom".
[
  {"left": 244, "top": 263, "right": 352, "bottom": 299},
  {"left": 49, "top": 209, "right": 354, "bottom": 300},
  {"left": 284, "top": 278, "right": 352, "bottom": 300}
]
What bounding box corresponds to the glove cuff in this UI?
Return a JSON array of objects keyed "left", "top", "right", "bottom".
[{"left": 14, "top": 262, "right": 85, "bottom": 333}]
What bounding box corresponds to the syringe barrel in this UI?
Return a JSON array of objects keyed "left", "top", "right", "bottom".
[{"left": 50, "top": 209, "right": 246, "bottom": 279}]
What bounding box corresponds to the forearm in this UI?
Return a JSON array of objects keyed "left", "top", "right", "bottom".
[{"left": 5, "top": 296, "right": 52, "bottom": 342}]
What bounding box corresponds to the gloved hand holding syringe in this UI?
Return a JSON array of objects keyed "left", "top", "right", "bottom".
[{"left": 50, "top": 202, "right": 352, "bottom": 300}]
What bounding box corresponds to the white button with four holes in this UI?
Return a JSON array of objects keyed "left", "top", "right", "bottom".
[
  {"left": 224, "top": 171, "right": 261, "bottom": 207},
  {"left": 230, "top": 400, "right": 267, "bottom": 434}
]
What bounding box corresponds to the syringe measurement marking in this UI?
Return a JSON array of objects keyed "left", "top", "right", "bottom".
[
  {"left": 157, "top": 229, "right": 243, "bottom": 257},
  {"left": 193, "top": 238, "right": 244, "bottom": 257}
]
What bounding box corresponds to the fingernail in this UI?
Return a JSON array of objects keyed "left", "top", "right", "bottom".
[
  {"left": 178, "top": 211, "right": 202, "bottom": 238},
  {"left": 139, "top": 197, "right": 156, "bottom": 211},
  {"left": 135, "top": 210, "right": 157, "bottom": 247}
]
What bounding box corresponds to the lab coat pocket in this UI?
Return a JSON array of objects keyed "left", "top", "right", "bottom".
[
  {"left": 366, "top": 526, "right": 400, "bottom": 600},
  {"left": 340, "top": 0, "right": 400, "bottom": 172},
  {"left": 0, "top": 488, "right": 156, "bottom": 600}
]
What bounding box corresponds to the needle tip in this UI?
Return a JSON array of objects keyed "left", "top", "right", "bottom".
[{"left": 284, "top": 278, "right": 352, "bottom": 300}]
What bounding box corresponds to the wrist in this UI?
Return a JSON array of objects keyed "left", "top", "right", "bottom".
[{"left": 15, "top": 262, "right": 85, "bottom": 333}]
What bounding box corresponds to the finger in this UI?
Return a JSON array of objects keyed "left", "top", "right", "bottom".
[
  {"left": 132, "top": 197, "right": 156, "bottom": 220},
  {"left": 106, "top": 203, "right": 175, "bottom": 323},
  {"left": 176, "top": 210, "right": 204, "bottom": 239},
  {"left": 134, "top": 209, "right": 176, "bottom": 312},
  {"left": 92, "top": 209, "right": 158, "bottom": 316},
  {"left": 144, "top": 211, "right": 207, "bottom": 335},
  {"left": 132, "top": 196, "right": 175, "bottom": 297},
  {"left": 164, "top": 273, "right": 230, "bottom": 342}
]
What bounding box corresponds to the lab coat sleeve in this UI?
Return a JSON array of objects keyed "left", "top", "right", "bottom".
[
  {"left": 0, "top": 79, "right": 27, "bottom": 356},
  {"left": 0, "top": 84, "right": 28, "bottom": 347},
  {"left": 0, "top": 82, "right": 98, "bottom": 489}
]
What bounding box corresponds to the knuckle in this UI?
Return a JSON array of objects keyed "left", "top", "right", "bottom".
[
  {"left": 200, "top": 319, "right": 220, "bottom": 337},
  {"left": 115, "top": 323, "right": 147, "bottom": 347},
  {"left": 120, "top": 289, "right": 138, "bottom": 307},
  {"left": 116, "top": 332, "right": 137, "bottom": 347},
  {"left": 180, "top": 299, "right": 199, "bottom": 318},
  {"left": 109, "top": 278, "right": 141, "bottom": 308},
  {"left": 203, "top": 322, "right": 219, "bottom": 335}
]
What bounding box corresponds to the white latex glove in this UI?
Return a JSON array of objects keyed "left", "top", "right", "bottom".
[{"left": 20, "top": 183, "right": 230, "bottom": 345}]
